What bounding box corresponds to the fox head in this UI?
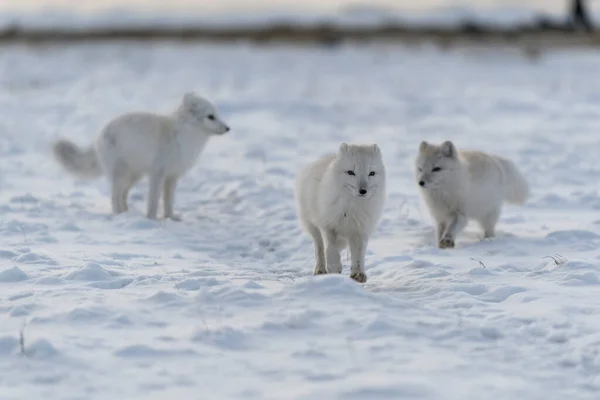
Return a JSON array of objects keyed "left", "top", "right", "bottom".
[
  {"left": 333, "top": 143, "right": 385, "bottom": 199},
  {"left": 180, "top": 92, "right": 230, "bottom": 135},
  {"left": 415, "top": 140, "right": 461, "bottom": 190}
]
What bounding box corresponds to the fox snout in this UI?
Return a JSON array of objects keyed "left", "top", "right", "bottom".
[
  {"left": 417, "top": 173, "right": 430, "bottom": 188},
  {"left": 358, "top": 181, "right": 368, "bottom": 197},
  {"left": 213, "top": 123, "right": 230, "bottom": 135}
]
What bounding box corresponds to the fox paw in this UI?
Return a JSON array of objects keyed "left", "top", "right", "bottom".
[
  {"left": 350, "top": 271, "right": 367, "bottom": 283},
  {"left": 313, "top": 266, "right": 327, "bottom": 275},
  {"left": 165, "top": 214, "right": 182, "bottom": 222},
  {"left": 439, "top": 237, "right": 455, "bottom": 249},
  {"left": 326, "top": 265, "right": 343, "bottom": 274}
]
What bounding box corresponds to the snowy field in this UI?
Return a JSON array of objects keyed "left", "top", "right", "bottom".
[{"left": 2, "top": 42, "right": 600, "bottom": 399}]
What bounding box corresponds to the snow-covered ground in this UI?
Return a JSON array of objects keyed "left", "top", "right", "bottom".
[
  {"left": 2, "top": 42, "right": 600, "bottom": 399},
  {"left": 0, "top": 0, "right": 596, "bottom": 31}
]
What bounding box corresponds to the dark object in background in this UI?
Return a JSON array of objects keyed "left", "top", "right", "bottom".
[{"left": 571, "top": 0, "right": 593, "bottom": 32}]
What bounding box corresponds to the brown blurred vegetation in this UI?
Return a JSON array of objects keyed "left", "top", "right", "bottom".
[{"left": 0, "top": 0, "right": 597, "bottom": 49}]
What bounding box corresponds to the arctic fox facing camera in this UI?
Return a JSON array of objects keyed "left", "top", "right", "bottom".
[
  {"left": 295, "top": 143, "right": 386, "bottom": 283},
  {"left": 416, "top": 141, "right": 529, "bottom": 249},
  {"left": 53, "top": 92, "right": 230, "bottom": 220}
]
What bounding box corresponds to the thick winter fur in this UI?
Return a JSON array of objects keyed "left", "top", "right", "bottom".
[
  {"left": 416, "top": 140, "right": 529, "bottom": 248},
  {"left": 295, "top": 143, "right": 387, "bottom": 283},
  {"left": 53, "top": 92, "right": 230, "bottom": 220}
]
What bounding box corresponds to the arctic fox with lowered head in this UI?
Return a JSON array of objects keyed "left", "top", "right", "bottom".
[
  {"left": 52, "top": 92, "right": 229, "bottom": 220},
  {"left": 295, "top": 143, "right": 386, "bottom": 283},
  {"left": 416, "top": 140, "right": 529, "bottom": 248}
]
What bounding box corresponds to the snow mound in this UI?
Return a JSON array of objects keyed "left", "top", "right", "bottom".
[{"left": 0, "top": 266, "right": 29, "bottom": 282}]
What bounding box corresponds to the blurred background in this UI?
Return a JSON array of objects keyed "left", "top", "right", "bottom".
[{"left": 1, "top": 0, "right": 599, "bottom": 45}]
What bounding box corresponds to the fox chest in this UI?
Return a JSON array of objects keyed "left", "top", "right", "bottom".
[
  {"left": 163, "top": 136, "right": 207, "bottom": 174},
  {"left": 321, "top": 203, "right": 372, "bottom": 237},
  {"left": 422, "top": 189, "right": 465, "bottom": 218}
]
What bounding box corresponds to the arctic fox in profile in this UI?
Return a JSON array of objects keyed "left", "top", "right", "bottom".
[
  {"left": 53, "top": 92, "right": 230, "bottom": 220},
  {"left": 295, "top": 143, "right": 387, "bottom": 283},
  {"left": 416, "top": 140, "right": 529, "bottom": 249}
]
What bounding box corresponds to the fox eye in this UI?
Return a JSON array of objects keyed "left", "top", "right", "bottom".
[
  {"left": 207, "top": 114, "right": 216, "bottom": 121},
  {"left": 369, "top": 171, "right": 376, "bottom": 176},
  {"left": 347, "top": 171, "right": 355, "bottom": 176},
  {"left": 418, "top": 168, "right": 422, "bottom": 172},
  {"left": 432, "top": 167, "right": 442, "bottom": 172}
]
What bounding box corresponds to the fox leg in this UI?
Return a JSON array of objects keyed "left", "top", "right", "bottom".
[
  {"left": 110, "top": 162, "right": 138, "bottom": 214},
  {"left": 163, "top": 176, "right": 181, "bottom": 221},
  {"left": 479, "top": 208, "right": 500, "bottom": 239},
  {"left": 435, "top": 220, "right": 446, "bottom": 244},
  {"left": 147, "top": 171, "right": 166, "bottom": 220},
  {"left": 307, "top": 225, "right": 326, "bottom": 275},
  {"left": 349, "top": 233, "right": 368, "bottom": 283},
  {"left": 110, "top": 177, "right": 127, "bottom": 214},
  {"left": 440, "top": 213, "right": 467, "bottom": 249},
  {"left": 323, "top": 229, "right": 342, "bottom": 274}
]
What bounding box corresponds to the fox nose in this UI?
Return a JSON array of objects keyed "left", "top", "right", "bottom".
[
  {"left": 359, "top": 189, "right": 367, "bottom": 195},
  {"left": 224, "top": 126, "right": 230, "bottom": 133},
  {"left": 419, "top": 181, "right": 425, "bottom": 187}
]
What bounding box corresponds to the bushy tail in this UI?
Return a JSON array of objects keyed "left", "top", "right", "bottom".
[
  {"left": 498, "top": 157, "right": 529, "bottom": 205},
  {"left": 52, "top": 139, "right": 103, "bottom": 179}
]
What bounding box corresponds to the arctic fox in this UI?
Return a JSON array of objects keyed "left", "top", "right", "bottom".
[
  {"left": 416, "top": 140, "right": 529, "bottom": 249},
  {"left": 295, "top": 143, "right": 386, "bottom": 283},
  {"left": 52, "top": 92, "right": 230, "bottom": 220}
]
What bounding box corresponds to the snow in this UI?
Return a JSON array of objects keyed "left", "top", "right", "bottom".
[
  {"left": 2, "top": 42, "right": 600, "bottom": 398},
  {"left": 0, "top": 0, "right": 593, "bottom": 31}
]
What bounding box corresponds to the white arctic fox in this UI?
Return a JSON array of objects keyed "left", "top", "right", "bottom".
[
  {"left": 295, "top": 143, "right": 386, "bottom": 283},
  {"left": 416, "top": 140, "right": 529, "bottom": 248},
  {"left": 53, "top": 92, "right": 230, "bottom": 220}
]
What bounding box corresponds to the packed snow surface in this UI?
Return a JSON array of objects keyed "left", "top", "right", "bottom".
[{"left": 1, "top": 42, "right": 600, "bottom": 399}]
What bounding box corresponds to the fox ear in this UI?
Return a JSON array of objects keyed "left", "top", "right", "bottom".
[
  {"left": 441, "top": 141, "right": 456, "bottom": 158},
  {"left": 339, "top": 143, "right": 349, "bottom": 154},
  {"left": 183, "top": 92, "right": 198, "bottom": 105},
  {"left": 419, "top": 141, "right": 428, "bottom": 153},
  {"left": 372, "top": 144, "right": 380, "bottom": 154}
]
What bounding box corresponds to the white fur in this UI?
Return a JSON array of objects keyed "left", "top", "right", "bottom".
[
  {"left": 416, "top": 140, "right": 529, "bottom": 248},
  {"left": 295, "top": 143, "right": 387, "bottom": 283},
  {"left": 53, "top": 92, "right": 229, "bottom": 220}
]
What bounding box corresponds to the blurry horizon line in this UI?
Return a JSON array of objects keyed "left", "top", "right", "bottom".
[{"left": 0, "top": 0, "right": 573, "bottom": 15}]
